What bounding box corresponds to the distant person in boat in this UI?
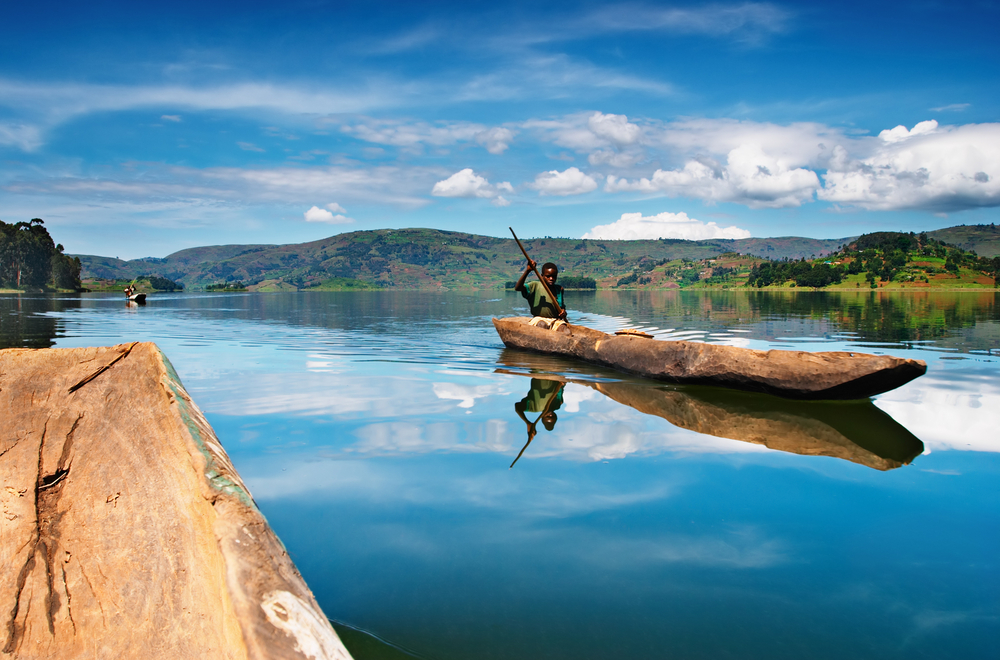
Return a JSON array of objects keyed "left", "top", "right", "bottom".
[
  {"left": 124, "top": 284, "right": 134, "bottom": 298},
  {"left": 515, "top": 259, "right": 567, "bottom": 326}
]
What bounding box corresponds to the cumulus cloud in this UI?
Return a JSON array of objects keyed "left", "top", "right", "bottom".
[
  {"left": 431, "top": 168, "right": 513, "bottom": 206},
  {"left": 304, "top": 205, "right": 354, "bottom": 224},
  {"left": 583, "top": 211, "right": 751, "bottom": 240},
  {"left": 877, "top": 119, "right": 939, "bottom": 144},
  {"left": 587, "top": 112, "right": 641, "bottom": 147},
  {"left": 606, "top": 144, "right": 820, "bottom": 208},
  {"left": 530, "top": 167, "right": 598, "bottom": 196},
  {"left": 524, "top": 111, "right": 647, "bottom": 153},
  {"left": 818, "top": 121, "right": 1000, "bottom": 212},
  {"left": 475, "top": 127, "right": 515, "bottom": 154}
]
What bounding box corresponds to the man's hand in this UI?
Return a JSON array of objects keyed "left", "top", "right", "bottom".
[
  {"left": 557, "top": 310, "right": 568, "bottom": 321},
  {"left": 525, "top": 258, "right": 536, "bottom": 271}
]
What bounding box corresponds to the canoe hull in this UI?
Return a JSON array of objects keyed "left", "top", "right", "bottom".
[{"left": 493, "top": 316, "right": 926, "bottom": 400}]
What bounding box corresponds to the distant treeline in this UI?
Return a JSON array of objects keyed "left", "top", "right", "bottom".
[
  {"left": 147, "top": 275, "right": 184, "bottom": 291},
  {"left": 0, "top": 219, "right": 81, "bottom": 290},
  {"left": 205, "top": 281, "right": 245, "bottom": 291},
  {"left": 747, "top": 260, "right": 845, "bottom": 288},
  {"left": 504, "top": 275, "right": 597, "bottom": 289}
]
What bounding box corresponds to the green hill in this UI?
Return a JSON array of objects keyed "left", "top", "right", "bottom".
[
  {"left": 74, "top": 229, "right": 850, "bottom": 291},
  {"left": 928, "top": 223, "right": 1000, "bottom": 257}
]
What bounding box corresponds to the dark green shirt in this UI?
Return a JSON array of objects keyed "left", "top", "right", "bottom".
[
  {"left": 516, "top": 378, "right": 565, "bottom": 414},
  {"left": 520, "top": 280, "right": 564, "bottom": 318}
]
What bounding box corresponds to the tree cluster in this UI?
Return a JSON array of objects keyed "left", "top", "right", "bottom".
[
  {"left": 746, "top": 259, "right": 844, "bottom": 288},
  {"left": 0, "top": 219, "right": 81, "bottom": 290}
]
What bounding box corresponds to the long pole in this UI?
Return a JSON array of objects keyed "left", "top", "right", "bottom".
[{"left": 509, "top": 227, "right": 564, "bottom": 317}]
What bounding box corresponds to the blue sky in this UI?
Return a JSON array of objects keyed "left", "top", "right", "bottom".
[{"left": 1, "top": 0, "right": 998, "bottom": 258}]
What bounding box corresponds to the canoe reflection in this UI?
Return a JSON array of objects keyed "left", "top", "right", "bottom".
[{"left": 498, "top": 349, "right": 924, "bottom": 471}]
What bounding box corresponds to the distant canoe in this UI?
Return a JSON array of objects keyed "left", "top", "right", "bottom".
[
  {"left": 128, "top": 293, "right": 146, "bottom": 303},
  {"left": 492, "top": 316, "right": 927, "bottom": 400}
]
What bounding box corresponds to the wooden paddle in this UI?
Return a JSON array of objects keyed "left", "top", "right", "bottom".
[{"left": 509, "top": 227, "right": 565, "bottom": 318}]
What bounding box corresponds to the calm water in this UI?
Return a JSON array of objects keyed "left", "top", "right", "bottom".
[{"left": 2, "top": 290, "right": 998, "bottom": 659}]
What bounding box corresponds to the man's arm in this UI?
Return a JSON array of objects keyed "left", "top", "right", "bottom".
[{"left": 514, "top": 259, "right": 536, "bottom": 292}]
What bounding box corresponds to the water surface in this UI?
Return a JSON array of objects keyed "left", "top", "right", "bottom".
[{"left": 2, "top": 290, "right": 997, "bottom": 659}]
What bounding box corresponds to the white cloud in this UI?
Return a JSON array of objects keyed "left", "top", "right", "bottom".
[
  {"left": 877, "top": 119, "right": 939, "bottom": 144},
  {"left": 161, "top": 114, "right": 182, "bottom": 122},
  {"left": 337, "top": 118, "right": 514, "bottom": 154},
  {"left": 606, "top": 144, "right": 820, "bottom": 208},
  {"left": 304, "top": 205, "right": 354, "bottom": 224},
  {"left": 475, "top": 127, "right": 515, "bottom": 154},
  {"left": 6, "top": 163, "right": 440, "bottom": 209},
  {"left": 587, "top": 112, "right": 641, "bottom": 147},
  {"left": 583, "top": 211, "right": 751, "bottom": 240},
  {"left": 431, "top": 168, "right": 513, "bottom": 204},
  {"left": 530, "top": 167, "right": 598, "bottom": 196},
  {"left": 818, "top": 121, "right": 1000, "bottom": 212},
  {"left": 588, "top": 149, "right": 644, "bottom": 168},
  {"left": 578, "top": 3, "right": 791, "bottom": 41},
  {"left": 325, "top": 202, "right": 347, "bottom": 213},
  {"left": 930, "top": 103, "right": 970, "bottom": 113},
  {"left": 0, "top": 123, "right": 43, "bottom": 151},
  {"left": 875, "top": 369, "right": 1000, "bottom": 454},
  {"left": 237, "top": 141, "right": 265, "bottom": 152}
]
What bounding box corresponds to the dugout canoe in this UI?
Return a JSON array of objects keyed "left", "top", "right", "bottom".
[
  {"left": 0, "top": 342, "right": 353, "bottom": 660},
  {"left": 492, "top": 316, "right": 927, "bottom": 400}
]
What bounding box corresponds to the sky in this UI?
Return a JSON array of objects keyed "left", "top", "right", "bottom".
[{"left": 1, "top": 0, "right": 998, "bottom": 259}]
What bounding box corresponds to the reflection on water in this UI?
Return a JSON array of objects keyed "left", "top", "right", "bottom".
[
  {"left": 499, "top": 350, "right": 924, "bottom": 471},
  {"left": 1, "top": 290, "right": 998, "bottom": 660},
  {"left": 510, "top": 378, "right": 566, "bottom": 468},
  {"left": 0, "top": 294, "right": 80, "bottom": 348}
]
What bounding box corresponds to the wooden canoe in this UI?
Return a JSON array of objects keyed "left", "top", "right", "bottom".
[
  {"left": 0, "top": 343, "right": 353, "bottom": 660},
  {"left": 492, "top": 316, "right": 927, "bottom": 400}
]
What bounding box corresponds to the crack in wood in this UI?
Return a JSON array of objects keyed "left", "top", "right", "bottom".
[
  {"left": 68, "top": 343, "right": 137, "bottom": 393},
  {"left": 2, "top": 421, "right": 46, "bottom": 654},
  {"left": 2, "top": 414, "right": 81, "bottom": 652},
  {"left": 61, "top": 565, "right": 76, "bottom": 636},
  {"left": 0, "top": 434, "right": 25, "bottom": 461}
]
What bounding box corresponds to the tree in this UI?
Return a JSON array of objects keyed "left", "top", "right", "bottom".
[{"left": 0, "top": 218, "right": 79, "bottom": 289}]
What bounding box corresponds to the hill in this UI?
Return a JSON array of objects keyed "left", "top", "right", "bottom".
[
  {"left": 74, "top": 229, "right": 849, "bottom": 291},
  {"left": 928, "top": 223, "right": 1000, "bottom": 257}
]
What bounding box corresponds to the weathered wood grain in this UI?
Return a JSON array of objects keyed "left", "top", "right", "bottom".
[{"left": 0, "top": 343, "right": 353, "bottom": 660}]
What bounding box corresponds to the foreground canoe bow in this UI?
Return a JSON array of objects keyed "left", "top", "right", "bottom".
[{"left": 492, "top": 316, "right": 927, "bottom": 400}]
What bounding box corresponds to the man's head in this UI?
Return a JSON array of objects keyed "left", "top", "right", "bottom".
[
  {"left": 541, "top": 262, "right": 559, "bottom": 287},
  {"left": 541, "top": 411, "right": 558, "bottom": 431}
]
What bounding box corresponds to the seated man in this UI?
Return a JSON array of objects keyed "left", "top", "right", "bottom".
[{"left": 515, "top": 259, "right": 567, "bottom": 324}]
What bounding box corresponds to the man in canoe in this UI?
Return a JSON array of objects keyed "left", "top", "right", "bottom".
[{"left": 515, "top": 258, "right": 567, "bottom": 327}]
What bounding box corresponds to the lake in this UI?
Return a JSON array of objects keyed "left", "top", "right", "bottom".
[{"left": 2, "top": 290, "right": 998, "bottom": 659}]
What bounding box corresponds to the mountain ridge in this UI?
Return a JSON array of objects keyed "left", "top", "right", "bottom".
[{"left": 73, "top": 224, "right": 1000, "bottom": 290}]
